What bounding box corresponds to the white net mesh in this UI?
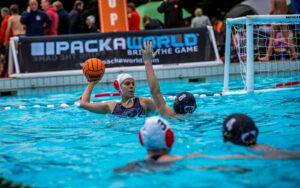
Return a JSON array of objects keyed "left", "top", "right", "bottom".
[{"left": 230, "top": 22, "right": 300, "bottom": 91}]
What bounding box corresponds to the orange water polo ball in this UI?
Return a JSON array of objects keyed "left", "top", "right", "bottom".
[{"left": 82, "top": 58, "right": 105, "bottom": 82}]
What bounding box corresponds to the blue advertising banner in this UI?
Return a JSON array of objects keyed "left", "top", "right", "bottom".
[{"left": 18, "top": 27, "right": 216, "bottom": 73}]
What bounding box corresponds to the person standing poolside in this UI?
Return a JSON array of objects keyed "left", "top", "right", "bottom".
[
  {"left": 80, "top": 73, "right": 156, "bottom": 117},
  {"left": 190, "top": 8, "right": 211, "bottom": 28},
  {"left": 20, "top": 0, "right": 52, "bottom": 36},
  {"left": 53, "top": 1, "right": 70, "bottom": 35},
  {"left": 41, "top": 0, "right": 58, "bottom": 35},
  {"left": 222, "top": 113, "right": 300, "bottom": 159},
  {"left": 127, "top": 2, "right": 141, "bottom": 31},
  {"left": 69, "top": 0, "right": 84, "bottom": 34},
  {"left": 157, "top": 0, "right": 183, "bottom": 28},
  {"left": 4, "top": 5, "right": 25, "bottom": 47},
  {"left": 141, "top": 41, "right": 197, "bottom": 117},
  {"left": 258, "top": 0, "right": 297, "bottom": 61}
]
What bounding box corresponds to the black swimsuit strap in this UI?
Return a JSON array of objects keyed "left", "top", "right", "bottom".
[{"left": 150, "top": 155, "right": 162, "bottom": 161}]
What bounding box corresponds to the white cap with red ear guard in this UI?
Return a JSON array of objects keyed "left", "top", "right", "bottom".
[
  {"left": 113, "top": 73, "right": 134, "bottom": 94},
  {"left": 139, "top": 116, "right": 175, "bottom": 151}
]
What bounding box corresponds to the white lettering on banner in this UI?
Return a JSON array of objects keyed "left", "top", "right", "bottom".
[
  {"left": 31, "top": 42, "right": 44, "bottom": 56},
  {"left": 30, "top": 33, "right": 199, "bottom": 56},
  {"left": 99, "top": 39, "right": 112, "bottom": 51},
  {"left": 110, "top": 13, "right": 118, "bottom": 26},
  {"left": 113, "top": 38, "right": 126, "bottom": 50},
  {"left": 85, "top": 40, "right": 98, "bottom": 53},
  {"left": 174, "top": 46, "right": 198, "bottom": 54},
  {"left": 56, "top": 41, "right": 69, "bottom": 55},
  {"left": 108, "top": 0, "right": 116, "bottom": 8},
  {"left": 71, "top": 41, "right": 84, "bottom": 54}
]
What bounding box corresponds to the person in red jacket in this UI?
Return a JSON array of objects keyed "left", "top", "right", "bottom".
[
  {"left": 127, "top": 2, "right": 141, "bottom": 31},
  {"left": 41, "top": 0, "right": 58, "bottom": 35},
  {"left": 0, "top": 7, "right": 13, "bottom": 77}
]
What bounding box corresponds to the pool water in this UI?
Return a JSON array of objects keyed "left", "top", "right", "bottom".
[{"left": 0, "top": 76, "right": 300, "bottom": 187}]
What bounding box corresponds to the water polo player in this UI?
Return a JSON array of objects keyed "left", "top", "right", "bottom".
[
  {"left": 139, "top": 116, "right": 184, "bottom": 162},
  {"left": 80, "top": 73, "right": 156, "bottom": 117},
  {"left": 141, "top": 41, "right": 197, "bottom": 117},
  {"left": 223, "top": 113, "right": 300, "bottom": 159}
]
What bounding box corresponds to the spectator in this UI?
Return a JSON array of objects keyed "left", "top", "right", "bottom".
[
  {"left": 157, "top": 0, "right": 183, "bottom": 28},
  {"left": 191, "top": 8, "right": 211, "bottom": 28},
  {"left": 69, "top": 0, "right": 84, "bottom": 34},
  {"left": 0, "top": 7, "right": 13, "bottom": 77},
  {"left": 0, "top": 7, "right": 11, "bottom": 48},
  {"left": 53, "top": 1, "right": 70, "bottom": 34},
  {"left": 127, "top": 2, "right": 141, "bottom": 31},
  {"left": 84, "top": 15, "right": 98, "bottom": 33},
  {"left": 291, "top": 0, "right": 300, "bottom": 35},
  {"left": 20, "top": 0, "right": 52, "bottom": 36},
  {"left": 258, "top": 0, "right": 297, "bottom": 61},
  {"left": 142, "top": 15, "right": 163, "bottom": 30},
  {"left": 41, "top": 0, "right": 58, "bottom": 35},
  {"left": 211, "top": 17, "right": 225, "bottom": 61},
  {"left": 4, "top": 4, "right": 25, "bottom": 46}
]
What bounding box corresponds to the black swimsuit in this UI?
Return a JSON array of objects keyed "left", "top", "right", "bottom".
[
  {"left": 149, "top": 155, "right": 162, "bottom": 161},
  {"left": 112, "top": 97, "right": 146, "bottom": 117}
]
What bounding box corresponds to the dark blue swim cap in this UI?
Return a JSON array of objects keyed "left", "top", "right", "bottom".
[
  {"left": 173, "top": 92, "right": 197, "bottom": 114},
  {"left": 222, "top": 113, "right": 258, "bottom": 146}
]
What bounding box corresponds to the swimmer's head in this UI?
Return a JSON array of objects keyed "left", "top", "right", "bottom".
[
  {"left": 222, "top": 113, "right": 258, "bottom": 146},
  {"left": 139, "top": 116, "right": 175, "bottom": 151},
  {"left": 114, "top": 73, "right": 134, "bottom": 94},
  {"left": 173, "top": 92, "right": 197, "bottom": 114}
]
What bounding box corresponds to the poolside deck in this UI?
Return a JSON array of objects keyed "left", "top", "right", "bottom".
[{"left": 0, "top": 60, "right": 299, "bottom": 96}]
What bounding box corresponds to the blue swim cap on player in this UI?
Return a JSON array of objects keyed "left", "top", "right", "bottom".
[
  {"left": 222, "top": 113, "right": 258, "bottom": 146},
  {"left": 173, "top": 92, "right": 197, "bottom": 114}
]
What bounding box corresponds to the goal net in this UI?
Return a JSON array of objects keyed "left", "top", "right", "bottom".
[{"left": 223, "top": 15, "right": 300, "bottom": 94}]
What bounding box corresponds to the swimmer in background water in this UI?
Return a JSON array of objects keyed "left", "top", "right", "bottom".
[
  {"left": 141, "top": 41, "right": 197, "bottom": 117},
  {"left": 80, "top": 73, "right": 156, "bottom": 117},
  {"left": 222, "top": 113, "right": 300, "bottom": 159}
]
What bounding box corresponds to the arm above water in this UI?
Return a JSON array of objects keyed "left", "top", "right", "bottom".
[
  {"left": 80, "top": 81, "right": 115, "bottom": 114},
  {"left": 185, "top": 152, "right": 259, "bottom": 160},
  {"left": 141, "top": 41, "right": 175, "bottom": 117},
  {"left": 252, "top": 144, "right": 300, "bottom": 159}
]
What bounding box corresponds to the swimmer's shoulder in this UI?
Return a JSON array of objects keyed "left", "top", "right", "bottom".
[
  {"left": 157, "top": 155, "right": 184, "bottom": 162},
  {"left": 104, "top": 101, "right": 118, "bottom": 113}
]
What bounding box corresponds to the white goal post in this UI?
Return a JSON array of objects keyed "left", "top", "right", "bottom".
[{"left": 223, "top": 15, "right": 300, "bottom": 93}]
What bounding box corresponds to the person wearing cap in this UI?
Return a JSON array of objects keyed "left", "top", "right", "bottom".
[
  {"left": 223, "top": 113, "right": 300, "bottom": 159},
  {"left": 80, "top": 73, "right": 156, "bottom": 117},
  {"left": 141, "top": 41, "right": 197, "bottom": 117},
  {"left": 114, "top": 116, "right": 256, "bottom": 173}
]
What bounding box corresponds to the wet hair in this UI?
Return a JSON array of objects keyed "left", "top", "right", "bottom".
[
  {"left": 173, "top": 92, "right": 197, "bottom": 114},
  {"left": 10, "top": 4, "right": 19, "bottom": 14},
  {"left": 53, "top": 1, "right": 63, "bottom": 10},
  {"left": 127, "top": 2, "right": 136, "bottom": 11},
  {"left": 222, "top": 113, "right": 259, "bottom": 146}
]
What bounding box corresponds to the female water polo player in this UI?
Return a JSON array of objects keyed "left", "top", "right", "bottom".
[
  {"left": 80, "top": 73, "right": 156, "bottom": 117},
  {"left": 141, "top": 41, "right": 197, "bottom": 117},
  {"left": 223, "top": 113, "right": 300, "bottom": 159}
]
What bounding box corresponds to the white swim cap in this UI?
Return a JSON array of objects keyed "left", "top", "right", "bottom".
[
  {"left": 139, "top": 116, "right": 175, "bottom": 151},
  {"left": 113, "top": 73, "right": 134, "bottom": 94}
]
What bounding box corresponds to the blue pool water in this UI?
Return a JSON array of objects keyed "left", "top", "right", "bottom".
[{"left": 0, "top": 76, "right": 300, "bottom": 187}]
